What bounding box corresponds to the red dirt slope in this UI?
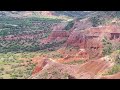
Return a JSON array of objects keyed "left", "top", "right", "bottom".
[
  {"left": 76, "top": 59, "right": 114, "bottom": 79},
  {"left": 30, "top": 56, "right": 114, "bottom": 79}
]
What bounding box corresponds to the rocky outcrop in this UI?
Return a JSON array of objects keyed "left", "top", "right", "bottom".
[
  {"left": 65, "top": 24, "right": 120, "bottom": 59},
  {"left": 41, "top": 18, "right": 120, "bottom": 62},
  {"left": 41, "top": 22, "right": 69, "bottom": 44},
  {"left": 30, "top": 56, "right": 113, "bottom": 79},
  {"left": 42, "top": 17, "right": 93, "bottom": 44}
]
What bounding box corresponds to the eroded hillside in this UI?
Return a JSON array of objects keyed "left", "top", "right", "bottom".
[{"left": 0, "top": 11, "right": 120, "bottom": 79}]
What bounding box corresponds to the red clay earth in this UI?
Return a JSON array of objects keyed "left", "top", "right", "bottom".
[
  {"left": 30, "top": 56, "right": 114, "bottom": 79},
  {"left": 42, "top": 19, "right": 120, "bottom": 60},
  {"left": 32, "top": 59, "right": 48, "bottom": 75},
  {"left": 30, "top": 19, "right": 120, "bottom": 79},
  {"left": 57, "top": 48, "right": 89, "bottom": 63}
]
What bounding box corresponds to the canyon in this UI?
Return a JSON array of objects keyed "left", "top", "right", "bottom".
[
  {"left": 30, "top": 14, "right": 120, "bottom": 79},
  {"left": 0, "top": 11, "right": 120, "bottom": 79}
]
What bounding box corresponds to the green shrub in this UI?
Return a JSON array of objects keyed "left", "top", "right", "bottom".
[
  {"left": 0, "top": 67, "right": 4, "bottom": 71},
  {"left": 102, "top": 37, "right": 113, "bottom": 55},
  {"left": 53, "top": 54, "right": 63, "bottom": 58},
  {"left": 90, "top": 15, "right": 105, "bottom": 27},
  {"left": 64, "top": 60, "right": 84, "bottom": 65},
  {"left": 107, "top": 64, "right": 120, "bottom": 75},
  {"left": 64, "top": 21, "right": 74, "bottom": 30}
]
